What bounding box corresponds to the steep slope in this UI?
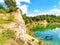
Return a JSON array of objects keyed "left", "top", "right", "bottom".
[
  {"left": 0, "top": 8, "right": 24, "bottom": 45},
  {"left": 0, "top": 8, "right": 43, "bottom": 45}
]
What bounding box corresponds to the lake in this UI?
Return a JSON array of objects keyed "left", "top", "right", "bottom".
[{"left": 33, "top": 24, "right": 60, "bottom": 45}]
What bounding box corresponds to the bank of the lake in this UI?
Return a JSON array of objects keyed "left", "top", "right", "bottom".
[
  {"left": 26, "top": 23, "right": 60, "bottom": 45},
  {"left": 26, "top": 22, "right": 60, "bottom": 35},
  {"left": 34, "top": 28, "right": 60, "bottom": 45}
]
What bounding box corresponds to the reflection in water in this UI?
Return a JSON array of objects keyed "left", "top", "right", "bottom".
[
  {"left": 44, "top": 35, "right": 53, "bottom": 40},
  {"left": 34, "top": 28, "right": 60, "bottom": 45}
]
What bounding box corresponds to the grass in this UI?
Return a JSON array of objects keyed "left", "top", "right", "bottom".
[
  {"left": 0, "top": 8, "right": 24, "bottom": 45},
  {"left": 0, "top": 29, "right": 15, "bottom": 45},
  {"left": 0, "top": 14, "right": 15, "bottom": 24},
  {"left": 0, "top": 19, "right": 14, "bottom": 24}
]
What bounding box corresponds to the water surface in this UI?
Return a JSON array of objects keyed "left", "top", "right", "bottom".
[{"left": 34, "top": 24, "right": 60, "bottom": 45}]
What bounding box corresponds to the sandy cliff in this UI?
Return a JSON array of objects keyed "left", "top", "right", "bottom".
[{"left": 0, "top": 8, "right": 43, "bottom": 45}]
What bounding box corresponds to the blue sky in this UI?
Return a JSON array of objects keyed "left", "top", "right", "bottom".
[
  {"left": 0, "top": 0, "right": 60, "bottom": 16},
  {"left": 20, "top": 0, "right": 60, "bottom": 16}
]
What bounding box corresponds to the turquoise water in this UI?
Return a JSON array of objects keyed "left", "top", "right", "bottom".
[{"left": 34, "top": 28, "right": 60, "bottom": 45}]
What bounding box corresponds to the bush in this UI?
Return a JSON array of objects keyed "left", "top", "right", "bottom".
[{"left": 8, "top": 6, "right": 17, "bottom": 12}]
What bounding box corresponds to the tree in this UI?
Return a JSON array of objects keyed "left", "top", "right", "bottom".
[
  {"left": 4, "top": 0, "right": 16, "bottom": 7},
  {"left": 0, "top": 4, "right": 7, "bottom": 13},
  {"left": 0, "top": 4, "right": 4, "bottom": 9},
  {"left": 4, "top": 0, "right": 17, "bottom": 12}
]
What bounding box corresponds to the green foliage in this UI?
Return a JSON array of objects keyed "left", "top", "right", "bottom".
[
  {"left": 31, "top": 24, "right": 60, "bottom": 32},
  {"left": 4, "top": 0, "right": 16, "bottom": 7},
  {"left": 7, "top": 15, "right": 15, "bottom": 22},
  {"left": 8, "top": 6, "right": 17, "bottom": 12},
  {"left": 3, "top": 29, "right": 15, "bottom": 38},
  {"left": 32, "top": 24, "right": 46, "bottom": 32},
  {"left": 0, "top": 15, "right": 15, "bottom": 24},
  {"left": 22, "top": 14, "right": 33, "bottom": 24},
  {"left": 22, "top": 14, "right": 60, "bottom": 24},
  {"left": 0, "top": 19, "right": 9, "bottom": 24},
  {"left": 0, "top": 29, "right": 15, "bottom": 45},
  {"left": 46, "top": 24, "right": 56, "bottom": 29},
  {"left": 0, "top": 0, "right": 17, "bottom": 13},
  {"left": 0, "top": 4, "right": 7, "bottom": 13},
  {"left": 0, "top": 9, "right": 6, "bottom": 13},
  {"left": 0, "top": 4, "right": 5, "bottom": 9}
]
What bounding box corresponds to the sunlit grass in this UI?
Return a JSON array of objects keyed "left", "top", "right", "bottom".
[
  {"left": 0, "top": 14, "right": 15, "bottom": 24},
  {"left": 0, "top": 29, "right": 15, "bottom": 45}
]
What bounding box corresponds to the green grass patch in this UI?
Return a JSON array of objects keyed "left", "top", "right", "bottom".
[
  {"left": 0, "top": 29, "right": 15, "bottom": 45},
  {"left": 0, "top": 15, "right": 15, "bottom": 24}
]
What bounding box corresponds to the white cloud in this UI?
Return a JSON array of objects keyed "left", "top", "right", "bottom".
[
  {"left": 39, "top": 8, "right": 60, "bottom": 16},
  {"left": 20, "top": 0, "right": 30, "bottom": 3},
  {"left": 15, "top": 0, "right": 20, "bottom": 6},
  {"left": 27, "top": 14, "right": 36, "bottom": 17},
  {"left": 15, "top": 0, "right": 30, "bottom": 14},
  {"left": 34, "top": 10, "right": 40, "bottom": 12},
  {"left": 28, "top": 8, "right": 60, "bottom": 17},
  {"left": 15, "top": 0, "right": 30, "bottom": 5},
  {"left": 51, "top": 9, "right": 60, "bottom": 12},
  {"left": 0, "top": 0, "right": 4, "bottom": 2},
  {"left": 20, "top": 4, "right": 28, "bottom": 14},
  {"left": 0, "top": 0, "right": 30, "bottom": 14},
  {"left": 58, "top": 2, "right": 60, "bottom": 4}
]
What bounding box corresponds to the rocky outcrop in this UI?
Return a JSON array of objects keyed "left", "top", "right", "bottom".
[
  {"left": 14, "top": 8, "right": 26, "bottom": 41},
  {"left": 9, "top": 8, "right": 26, "bottom": 41},
  {"left": 0, "top": 8, "right": 42, "bottom": 45},
  {"left": 0, "top": 8, "right": 26, "bottom": 41}
]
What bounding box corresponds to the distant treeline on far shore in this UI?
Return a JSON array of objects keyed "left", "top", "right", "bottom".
[{"left": 22, "top": 14, "right": 60, "bottom": 24}]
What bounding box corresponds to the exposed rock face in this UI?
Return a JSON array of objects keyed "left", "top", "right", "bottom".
[
  {"left": 0, "top": 8, "right": 40, "bottom": 45},
  {"left": 0, "top": 8, "right": 26, "bottom": 41},
  {"left": 11, "top": 8, "right": 39, "bottom": 45},
  {"left": 11, "top": 8, "right": 26, "bottom": 41}
]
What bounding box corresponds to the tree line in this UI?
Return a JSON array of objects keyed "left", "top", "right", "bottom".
[{"left": 22, "top": 14, "right": 60, "bottom": 24}]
